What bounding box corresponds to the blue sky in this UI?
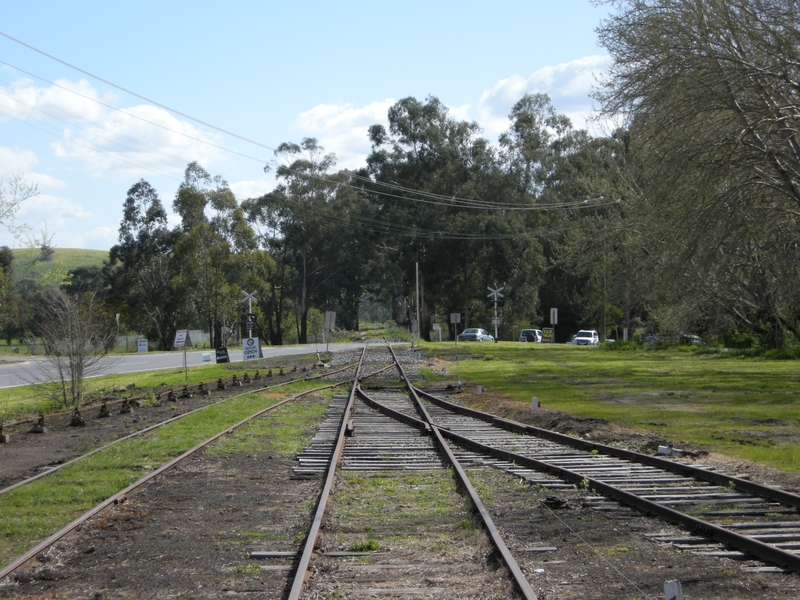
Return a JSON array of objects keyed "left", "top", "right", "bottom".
[{"left": 0, "top": 0, "right": 612, "bottom": 250}]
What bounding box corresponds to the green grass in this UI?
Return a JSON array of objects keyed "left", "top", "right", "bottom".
[
  {"left": 351, "top": 321, "right": 412, "bottom": 342},
  {"left": 0, "top": 391, "right": 291, "bottom": 567},
  {"left": 424, "top": 341, "right": 800, "bottom": 471},
  {"left": 207, "top": 391, "right": 332, "bottom": 457},
  {"left": 11, "top": 248, "right": 108, "bottom": 284}
]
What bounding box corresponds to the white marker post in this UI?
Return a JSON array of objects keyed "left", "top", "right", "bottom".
[
  {"left": 324, "top": 311, "right": 336, "bottom": 353},
  {"left": 450, "top": 313, "right": 461, "bottom": 388}
]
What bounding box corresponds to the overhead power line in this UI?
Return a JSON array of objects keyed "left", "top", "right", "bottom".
[{"left": 0, "top": 30, "right": 613, "bottom": 216}]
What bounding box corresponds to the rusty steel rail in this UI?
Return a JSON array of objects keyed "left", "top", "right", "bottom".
[
  {"left": 412, "top": 385, "right": 800, "bottom": 574},
  {"left": 0, "top": 381, "right": 347, "bottom": 582},
  {"left": 287, "top": 345, "right": 368, "bottom": 600},
  {"left": 385, "top": 345, "right": 539, "bottom": 600},
  {"left": 0, "top": 365, "right": 357, "bottom": 500}
]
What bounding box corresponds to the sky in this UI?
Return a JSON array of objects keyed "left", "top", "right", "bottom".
[{"left": 0, "top": 0, "right": 613, "bottom": 250}]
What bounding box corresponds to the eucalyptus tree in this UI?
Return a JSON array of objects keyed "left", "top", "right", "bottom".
[
  {"left": 245, "top": 139, "right": 359, "bottom": 344},
  {"left": 173, "top": 162, "right": 256, "bottom": 348},
  {"left": 361, "top": 96, "right": 548, "bottom": 337},
  {"left": 105, "top": 179, "right": 188, "bottom": 350},
  {"left": 596, "top": 0, "right": 800, "bottom": 343}
]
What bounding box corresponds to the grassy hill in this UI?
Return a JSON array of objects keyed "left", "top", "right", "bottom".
[{"left": 11, "top": 248, "right": 109, "bottom": 284}]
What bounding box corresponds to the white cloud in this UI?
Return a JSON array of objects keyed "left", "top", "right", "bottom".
[
  {"left": 0, "top": 191, "right": 99, "bottom": 248},
  {"left": 17, "top": 193, "right": 93, "bottom": 220},
  {"left": 83, "top": 225, "right": 117, "bottom": 248},
  {"left": 1, "top": 76, "right": 225, "bottom": 179},
  {"left": 52, "top": 103, "right": 225, "bottom": 178},
  {"left": 293, "top": 99, "right": 394, "bottom": 170},
  {"left": 0, "top": 146, "right": 69, "bottom": 192},
  {"left": 477, "top": 55, "right": 612, "bottom": 138},
  {"left": 229, "top": 177, "right": 276, "bottom": 201},
  {"left": 0, "top": 146, "right": 38, "bottom": 175},
  {"left": 288, "top": 57, "right": 614, "bottom": 172},
  {"left": 0, "top": 77, "right": 113, "bottom": 124}
]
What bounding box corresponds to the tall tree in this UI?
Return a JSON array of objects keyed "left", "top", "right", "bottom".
[
  {"left": 596, "top": 0, "right": 800, "bottom": 343},
  {"left": 245, "top": 139, "right": 352, "bottom": 344},
  {"left": 105, "top": 180, "right": 187, "bottom": 350},
  {"left": 362, "top": 96, "right": 550, "bottom": 338},
  {"left": 34, "top": 288, "right": 115, "bottom": 410},
  {"left": 173, "top": 162, "right": 255, "bottom": 348}
]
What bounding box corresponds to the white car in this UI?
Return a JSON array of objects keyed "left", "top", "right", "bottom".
[
  {"left": 572, "top": 330, "right": 600, "bottom": 346},
  {"left": 519, "top": 329, "right": 542, "bottom": 342}
]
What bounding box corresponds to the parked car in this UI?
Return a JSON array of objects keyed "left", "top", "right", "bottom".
[
  {"left": 519, "top": 329, "right": 542, "bottom": 343},
  {"left": 457, "top": 328, "right": 494, "bottom": 342},
  {"left": 572, "top": 330, "right": 600, "bottom": 346}
]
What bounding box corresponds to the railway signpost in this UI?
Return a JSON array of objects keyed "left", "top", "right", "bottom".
[
  {"left": 241, "top": 291, "right": 257, "bottom": 338},
  {"left": 487, "top": 286, "right": 504, "bottom": 341}
]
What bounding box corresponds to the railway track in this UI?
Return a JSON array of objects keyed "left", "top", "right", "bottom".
[
  {"left": 408, "top": 382, "right": 800, "bottom": 574},
  {"left": 1, "top": 344, "right": 798, "bottom": 598}
]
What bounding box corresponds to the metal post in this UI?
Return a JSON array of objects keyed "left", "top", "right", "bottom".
[{"left": 416, "top": 262, "right": 420, "bottom": 349}]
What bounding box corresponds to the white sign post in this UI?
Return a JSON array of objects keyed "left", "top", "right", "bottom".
[
  {"left": 242, "top": 291, "right": 257, "bottom": 338},
  {"left": 242, "top": 336, "right": 260, "bottom": 361},
  {"left": 549, "top": 308, "right": 558, "bottom": 344},
  {"left": 137, "top": 339, "right": 148, "bottom": 353},
  {"left": 173, "top": 330, "right": 188, "bottom": 381}
]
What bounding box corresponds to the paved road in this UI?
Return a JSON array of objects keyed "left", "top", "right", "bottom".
[{"left": 0, "top": 343, "right": 369, "bottom": 389}]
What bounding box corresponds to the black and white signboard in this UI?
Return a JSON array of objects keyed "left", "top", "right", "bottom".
[
  {"left": 215, "top": 347, "right": 230, "bottom": 363},
  {"left": 242, "top": 336, "right": 260, "bottom": 361}
]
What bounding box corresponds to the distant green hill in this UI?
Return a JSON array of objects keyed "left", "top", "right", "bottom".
[{"left": 10, "top": 248, "right": 109, "bottom": 284}]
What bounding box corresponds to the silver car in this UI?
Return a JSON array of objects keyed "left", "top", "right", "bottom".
[{"left": 457, "top": 328, "right": 494, "bottom": 342}]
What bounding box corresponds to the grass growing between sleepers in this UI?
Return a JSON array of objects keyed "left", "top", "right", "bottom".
[
  {"left": 424, "top": 341, "right": 800, "bottom": 471},
  {"left": 331, "top": 470, "right": 478, "bottom": 553}
]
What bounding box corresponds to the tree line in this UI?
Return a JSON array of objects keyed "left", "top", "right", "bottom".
[{"left": 1, "top": 0, "right": 798, "bottom": 352}]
